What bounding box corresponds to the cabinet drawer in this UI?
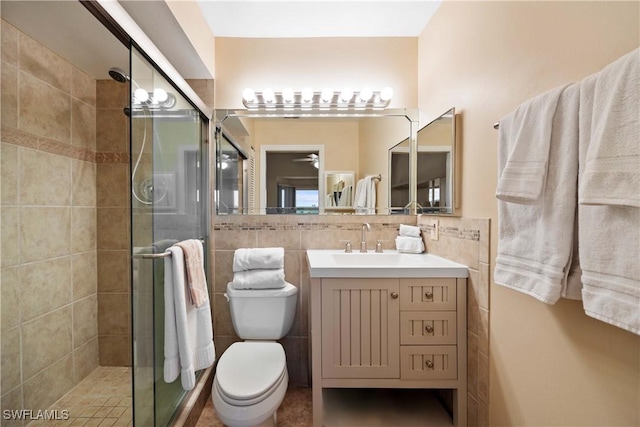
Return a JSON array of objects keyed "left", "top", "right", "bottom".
[
  {"left": 400, "top": 345, "right": 457, "bottom": 380},
  {"left": 400, "top": 278, "right": 456, "bottom": 311},
  {"left": 400, "top": 311, "right": 457, "bottom": 345}
]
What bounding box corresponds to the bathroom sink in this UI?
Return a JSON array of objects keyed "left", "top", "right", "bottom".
[{"left": 306, "top": 249, "right": 468, "bottom": 278}]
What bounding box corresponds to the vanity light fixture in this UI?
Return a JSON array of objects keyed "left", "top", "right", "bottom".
[
  {"left": 133, "top": 87, "right": 176, "bottom": 110},
  {"left": 241, "top": 86, "right": 394, "bottom": 110}
]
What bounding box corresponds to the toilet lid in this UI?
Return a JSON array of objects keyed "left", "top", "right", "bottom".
[{"left": 216, "top": 342, "right": 286, "bottom": 401}]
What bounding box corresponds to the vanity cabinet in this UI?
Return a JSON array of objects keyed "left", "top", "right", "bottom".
[{"left": 310, "top": 275, "right": 467, "bottom": 426}]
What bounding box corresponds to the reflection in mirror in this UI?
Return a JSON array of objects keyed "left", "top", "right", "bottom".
[
  {"left": 389, "top": 108, "right": 457, "bottom": 215},
  {"left": 325, "top": 171, "right": 356, "bottom": 212},
  {"left": 216, "top": 132, "right": 247, "bottom": 214},
  {"left": 266, "top": 151, "right": 319, "bottom": 214},
  {"left": 215, "top": 110, "right": 417, "bottom": 215}
]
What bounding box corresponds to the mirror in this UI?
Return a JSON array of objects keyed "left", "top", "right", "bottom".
[
  {"left": 389, "top": 108, "right": 457, "bottom": 215},
  {"left": 325, "top": 171, "right": 356, "bottom": 212},
  {"left": 215, "top": 109, "right": 417, "bottom": 215}
]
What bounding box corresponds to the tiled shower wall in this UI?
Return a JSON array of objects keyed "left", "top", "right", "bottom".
[
  {"left": 417, "top": 215, "right": 491, "bottom": 427},
  {"left": 1, "top": 20, "right": 99, "bottom": 419},
  {"left": 95, "top": 80, "right": 132, "bottom": 366}
]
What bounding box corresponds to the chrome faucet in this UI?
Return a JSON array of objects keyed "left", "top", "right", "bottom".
[{"left": 360, "top": 223, "right": 371, "bottom": 252}]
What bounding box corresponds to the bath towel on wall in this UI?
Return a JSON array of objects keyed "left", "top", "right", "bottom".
[
  {"left": 495, "top": 83, "right": 569, "bottom": 204},
  {"left": 495, "top": 83, "right": 582, "bottom": 304},
  {"left": 578, "top": 49, "right": 640, "bottom": 335},
  {"left": 164, "top": 245, "right": 215, "bottom": 390}
]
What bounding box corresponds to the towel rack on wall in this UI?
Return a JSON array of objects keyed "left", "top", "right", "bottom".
[
  {"left": 373, "top": 174, "right": 382, "bottom": 181},
  {"left": 493, "top": 122, "right": 500, "bottom": 129},
  {"left": 134, "top": 238, "right": 206, "bottom": 259}
]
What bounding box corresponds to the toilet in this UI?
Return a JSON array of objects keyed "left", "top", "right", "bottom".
[{"left": 212, "top": 282, "right": 298, "bottom": 427}]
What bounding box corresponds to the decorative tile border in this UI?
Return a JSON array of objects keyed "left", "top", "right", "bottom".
[
  {"left": 95, "top": 152, "right": 130, "bottom": 164},
  {"left": 214, "top": 221, "right": 403, "bottom": 231},
  {"left": 418, "top": 224, "right": 481, "bottom": 241},
  {"left": 1, "top": 126, "right": 95, "bottom": 162}
]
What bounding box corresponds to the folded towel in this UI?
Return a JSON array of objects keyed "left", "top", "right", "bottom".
[
  {"left": 233, "top": 247, "right": 284, "bottom": 272},
  {"left": 399, "top": 224, "right": 421, "bottom": 238},
  {"left": 495, "top": 83, "right": 569, "bottom": 204},
  {"left": 164, "top": 246, "right": 215, "bottom": 390},
  {"left": 578, "top": 51, "right": 640, "bottom": 335},
  {"left": 232, "top": 268, "right": 286, "bottom": 289},
  {"left": 395, "top": 236, "right": 424, "bottom": 254},
  {"left": 579, "top": 48, "right": 640, "bottom": 208},
  {"left": 175, "top": 239, "right": 208, "bottom": 308},
  {"left": 495, "top": 83, "right": 581, "bottom": 304}
]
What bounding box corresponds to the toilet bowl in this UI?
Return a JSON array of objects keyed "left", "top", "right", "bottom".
[
  {"left": 212, "top": 282, "right": 298, "bottom": 426},
  {"left": 212, "top": 342, "right": 288, "bottom": 427}
]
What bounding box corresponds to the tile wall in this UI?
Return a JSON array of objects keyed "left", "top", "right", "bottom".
[
  {"left": 1, "top": 20, "right": 99, "bottom": 422},
  {"left": 95, "top": 80, "right": 131, "bottom": 366},
  {"left": 417, "top": 215, "right": 491, "bottom": 427}
]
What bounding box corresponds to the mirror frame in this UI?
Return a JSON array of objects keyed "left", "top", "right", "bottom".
[{"left": 215, "top": 108, "right": 422, "bottom": 214}]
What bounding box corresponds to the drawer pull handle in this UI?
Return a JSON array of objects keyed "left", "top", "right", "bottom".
[
  {"left": 425, "top": 360, "right": 434, "bottom": 369},
  {"left": 425, "top": 292, "right": 433, "bottom": 300},
  {"left": 425, "top": 325, "right": 434, "bottom": 334},
  {"left": 390, "top": 292, "right": 399, "bottom": 299}
]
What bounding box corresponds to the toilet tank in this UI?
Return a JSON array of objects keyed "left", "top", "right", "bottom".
[{"left": 225, "top": 282, "right": 298, "bottom": 340}]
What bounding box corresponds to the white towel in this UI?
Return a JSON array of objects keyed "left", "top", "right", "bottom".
[
  {"left": 495, "top": 84, "right": 569, "bottom": 204},
  {"left": 495, "top": 83, "right": 581, "bottom": 304},
  {"left": 399, "top": 224, "right": 421, "bottom": 238},
  {"left": 231, "top": 268, "right": 286, "bottom": 289},
  {"left": 164, "top": 246, "right": 215, "bottom": 390},
  {"left": 395, "top": 236, "right": 425, "bottom": 254},
  {"left": 233, "top": 247, "right": 284, "bottom": 272},
  {"left": 578, "top": 51, "right": 640, "bottom": 335},
  {"left": 338, "top": 185, "right": 352, "bottom": 207},
  {"left": 354, "top": 176, "right": 377, "bottom": 214},
  {"left": 580, "top": 48, "right": 640, "bottom": 208}
]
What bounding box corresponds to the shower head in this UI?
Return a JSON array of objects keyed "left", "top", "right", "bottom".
[{"left": 108, "top": 67, "right": 129, "bottom": 83}]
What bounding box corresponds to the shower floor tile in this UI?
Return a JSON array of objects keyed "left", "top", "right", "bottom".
[{"left": 28, "top": 367, "right": 132, "bottom": 427}]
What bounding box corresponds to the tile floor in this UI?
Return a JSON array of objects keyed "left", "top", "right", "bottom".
[
  {"left": 196, "top": 387, "right": 313, "bottom": 427},
  {"left": 28, "top": 367, "right": 132, "bottom": 426},
  {"left": 196, "top": 387, "right": 453, "bottom": 427}
]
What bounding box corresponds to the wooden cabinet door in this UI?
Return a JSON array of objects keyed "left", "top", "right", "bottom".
[{"left": 321, "top": 278, "right": 400, "bottom": 378}]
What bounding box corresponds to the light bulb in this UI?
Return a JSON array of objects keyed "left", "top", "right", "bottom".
[
  {"left": 321, "top": 88, "right": 333, "bottom": 103},
  {"left": 134, "top": 88, "right": 149, "bottom": 103},
  {"left": 301, "top": 87, "right": 314, "bottom": 103},
  {"left": 380, "top": 87, "right": 394, "bottom": 101},
  {"left": 153, "top": 88, "right": 168, "bottom": 103},
  {"left": 359, "top": 87, "right": 373, "bottom": 102},
  {"left": 282, "top": 87, "right": 294, "bottom": 103},
  {"left": 262, "top": 88, "right": 275, "bottom": 103},
  {"left": 340, "top": 88, "right": 353, "bottom": 103},
  {"left": 242, "top": 87, "right": 256, "bottom": 102}
]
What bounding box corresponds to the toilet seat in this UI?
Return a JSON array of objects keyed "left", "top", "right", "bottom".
[{"left": 215, "top": 342, "right": 287, "bottom": 406}]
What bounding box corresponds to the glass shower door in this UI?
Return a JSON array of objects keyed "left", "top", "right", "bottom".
[{"left": 130, "top": 46, "right": 208, "bottom": 426}]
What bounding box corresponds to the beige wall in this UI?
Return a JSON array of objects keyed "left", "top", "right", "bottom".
[
  {"left": 1, "top": 20, "right": 99, "bottom": 417},
  {"left": 418, "top": 2, "right": 640, "bottom": 426},
  {"left": 214, "top": 37, "right": 418, "bottom": 109}
]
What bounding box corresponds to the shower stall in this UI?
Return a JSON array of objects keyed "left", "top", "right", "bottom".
[
  {"left": 128, "top": 46, "right": 210, "bottom": 425},
  {"left": 0, "top": 1, "right": 211, "bottom": 425}
]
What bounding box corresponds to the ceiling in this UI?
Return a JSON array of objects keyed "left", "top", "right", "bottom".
[
  {"left": 0, "top": 1, "right": 441, "bottom": 82},
  {"left": 197, "top": 1, "right": 442, "bottom": 38}
]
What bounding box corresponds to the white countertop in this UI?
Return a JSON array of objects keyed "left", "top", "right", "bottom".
[{"left": 306, "top": 249, "right": 469, "bottom": 278}]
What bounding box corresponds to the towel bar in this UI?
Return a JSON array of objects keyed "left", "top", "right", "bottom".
[
  {"left": 134, "top": 238, "right": 206, "bottom": 259},
  {"left": 493, "top": 122, "right": 500, "bottom": 129}
]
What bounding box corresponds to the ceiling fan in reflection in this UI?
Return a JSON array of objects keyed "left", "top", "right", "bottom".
[{"left": 292, "top": 153, "right": 319, "bottom": 169}]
